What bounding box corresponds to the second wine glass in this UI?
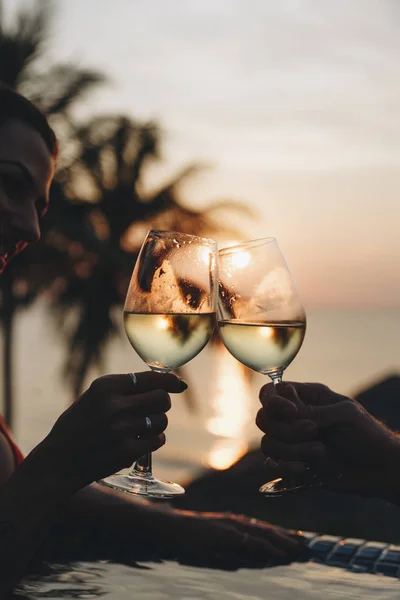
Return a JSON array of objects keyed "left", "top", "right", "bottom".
[
  {"left": 217, "top": 237, "right": 307, "bottom": 495},
  {"left": 100, "top": 230, "right": 218, "bottom": 498}
]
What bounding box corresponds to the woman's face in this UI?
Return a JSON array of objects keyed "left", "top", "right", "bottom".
[{"left": 0, "top": 118, "right": 55, "bottom": 273}]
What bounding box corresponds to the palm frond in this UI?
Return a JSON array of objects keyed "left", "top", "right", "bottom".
[
  {"left": 0, "top": 0, "right": 50, "bottom": 87},
  {"left": 203, "top": 199, "right": 255, "bottom": 217},
  {"left": 27, "top": 64, "right": 106, "bottom": 115},
  {"left": 52, "top": 263, "right": 120, "bottom": 398}
]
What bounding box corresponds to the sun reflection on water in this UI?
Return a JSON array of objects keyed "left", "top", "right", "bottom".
[{"left": 206, "top": 344, "right": 251, "bottom": 470}]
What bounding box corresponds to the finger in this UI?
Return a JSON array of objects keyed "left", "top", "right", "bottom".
[
  {"left": 111, "top": 412, "right": 168, "bottom": 437},
  {"left": 212, "top": 524, "right": 287, "bottom": 558},
  {"left": 116, "top": 433, "right": 166, "bottom": 468},
  {"left": 256, "top": 409, "right": 317, "bottom": 441},
  {"left": 112, "top": 389, "right": 172, "bottom": 416},
  {"left": 258, "top": 388, "right": 299, "bottom": 419},
  {"left": 89, "top": 372, "right": 187, "bottom": 396},
  {"left": 190, "top": 513, "right": 287, "bottom": 558},
  {"left": 303, "top": 400, "right": 360, "bottom": 427},
  {"left": 223, "top": 516, "right": 302, "bottom": 556},
  {"left": 261, "top": 437, "right": 326, "bottom": 461},
  {"left": 284, "top": 382, "right": 349, "bottom": 407},
  {"left": 134, "top": 371, "right": 187, "bottom": 394},
  {"left": 261, "top": 381, "right": 348, "bottom": 409},
  {"left": 282, "top": 384, "right": 306, "bottom": 410}
]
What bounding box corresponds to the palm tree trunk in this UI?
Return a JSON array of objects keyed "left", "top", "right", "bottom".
[{"left": 1, "top": 277, "right": 15, "bottom": 428}]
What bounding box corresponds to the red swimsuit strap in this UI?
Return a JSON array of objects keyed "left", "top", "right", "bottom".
[{"left": 0, "top": 415, "right": 24, "bottom": 466}]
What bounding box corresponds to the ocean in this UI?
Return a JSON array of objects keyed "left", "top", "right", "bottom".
[{"left": 6, "top": 304, "right": 400, "bottom": 484}]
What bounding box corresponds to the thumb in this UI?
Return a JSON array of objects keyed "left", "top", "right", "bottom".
[
  {"left": 305, "top": 400, "right": 359, "bottom": 428},
  {"left": 281, "top": 384, "right": 305, "bottom": 410}
]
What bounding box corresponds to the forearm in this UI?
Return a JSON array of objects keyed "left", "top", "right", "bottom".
[
  {"left": 65, "top": 482, "right": 176, "bottom": 536},
  {"left": 354, "top": 436, "right": 400, "bottom": 506},
  {"left": 380, "top": 449, "right": 400, "bottom": 507},
  {"left": 0, "top": 443, "right": 71, "bottom": 594},
  {"left": 0, "top": 467, "right": 174, "bottom": 593}
]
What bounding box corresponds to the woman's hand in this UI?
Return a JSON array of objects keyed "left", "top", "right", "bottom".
[
  {"left": 62, "top": 485, "right": 305, "bottom": 566},
  {"left": 0, "top": 372, "right": 186, "bottom": 590},
  {"left": 168, "top": 510, "right": 305, "bottom": 563},
  {"left": 256, "top": 382, "right": 400, "bottom": 501},
  {"left": 130, "top": 503, "right": 305, "bottom": 564},
  {"left": 26, "top": 371, "right": 186, "bottom": 494}
]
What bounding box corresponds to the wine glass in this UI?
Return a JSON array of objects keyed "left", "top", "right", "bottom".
[
  {"left": 217, "top": 237, "right": 307, "bottom": 495},
  {"left": 100, "top": 230, "right": 217, "bottom": 498}
]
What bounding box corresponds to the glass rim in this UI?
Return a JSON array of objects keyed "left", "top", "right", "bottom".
[
  {"left": 218, "top": 236, "right": 277, "bottom": 255},
  {"left": 147, "top": 229, "right": 218, "bottom": 247}
]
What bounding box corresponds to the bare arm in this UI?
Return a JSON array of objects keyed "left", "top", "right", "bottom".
[
  {"left": 0, "top": 371, "right": 181, "bottom": 595},
  {"left": 0, "top": 442, "right": 70, "bottom": 595},
  {"left": 0, "top": 458, "right": 304, "bottom": 595},
  {"left": 64, "top": 482, "right": 304, "bottom": 562},
  {"left": 65, "top": 481, "right": 175, "bottom": 537}
]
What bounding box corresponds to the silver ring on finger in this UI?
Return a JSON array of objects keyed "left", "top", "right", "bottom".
[
  {"left": 128, "top": 372, "right": 137, "bottom": 390},
  {"left": 145, "top": 416, "right": 152, "bottom": 432}
]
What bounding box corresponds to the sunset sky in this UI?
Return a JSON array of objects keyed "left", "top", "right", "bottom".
[{"left": 5, "top": 0, "right": 400, "bottom": 307}]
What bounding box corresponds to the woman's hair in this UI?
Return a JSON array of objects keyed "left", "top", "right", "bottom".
[{"left": 0, "top": 83, "right": 58, "bottom": 157}]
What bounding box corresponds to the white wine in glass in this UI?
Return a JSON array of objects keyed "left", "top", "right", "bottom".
[
  {"left": 100, "top": 230, "right": 217, "bottom": 499},
  {"left": 124, "top": 313, "right": 215, "bottom": 373},
  {"left": 217, "top": 237, "right": 307, "bottom": 495}
]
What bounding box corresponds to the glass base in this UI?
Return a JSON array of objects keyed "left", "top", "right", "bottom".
[
  {"left": 99, "top": 472, "right": 185, "bottom": 499},
  {"left": 259, "top": 477, "right": 315, "bottom": 496}
]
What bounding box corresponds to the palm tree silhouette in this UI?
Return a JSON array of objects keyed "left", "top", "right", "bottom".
[
  {"left": 45, "top": 115, "right": 250, "bottom": 402},
  {"left": 0, "top": 1, "right": 254, "bottom": 427}
]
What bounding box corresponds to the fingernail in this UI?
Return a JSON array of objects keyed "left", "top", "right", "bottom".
[
  {"left": 285, "top": 384, "right": 298, "bottom": 397},
  {"left": 179, "top": 379, "right": 188, "bottom": 391}
]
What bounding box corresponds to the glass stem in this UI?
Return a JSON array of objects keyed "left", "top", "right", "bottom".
[
  {"left": 271, "top": 371, "right": 283, "bottom": 386},
  {"left": 130, "top": 366, "right": 166, "bottom": 478},
  {"left": 132, "top": 453, "right": 152, "bottom": 476}
]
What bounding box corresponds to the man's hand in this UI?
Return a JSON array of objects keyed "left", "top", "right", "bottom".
[{"left": 256, "top": 382, "right": 400, "bottom": 501}]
